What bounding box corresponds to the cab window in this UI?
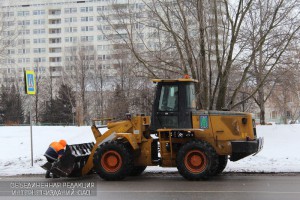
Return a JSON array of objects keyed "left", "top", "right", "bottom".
[{"left": 158, "top": 85, "right": 178, "bottom": 112}]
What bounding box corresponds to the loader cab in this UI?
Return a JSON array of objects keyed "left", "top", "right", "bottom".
[{"left": 150, "top": 78, "right": 197, "bottom": 131}]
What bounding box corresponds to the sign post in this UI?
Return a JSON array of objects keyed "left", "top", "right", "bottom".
[{"left": 24, "top": 70, "right": 36, "bottom": 167}]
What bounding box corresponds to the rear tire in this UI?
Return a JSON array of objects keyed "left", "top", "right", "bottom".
[
  {"left": 130, "top": 166, "right": 147, "bottom": 176},
  {"left": 176, "top": 140, "right": 218, "bottom": 180},
  {"left": 93, "top": 141, "right": 133, "bottom": 181}
]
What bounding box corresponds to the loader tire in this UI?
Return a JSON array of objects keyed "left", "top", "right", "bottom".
[
  {"left": 130, "top": 166, "right": 147, "bottom": 176},
  {"left": 176, "top": 140, "right": 218, "bottom": 180},
  {"left": 213, "top": 155, "right": 228, "bottom": 175},
  {"left": 93, "top": 141, "right": 133, "bottom": 181}
]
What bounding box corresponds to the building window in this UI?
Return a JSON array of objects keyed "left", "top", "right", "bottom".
[
  {"left": 3, "top": 31, "right": 15, "bottom": 36},
  {"left": 97, "top": 25, "right": 110, "bottom": 30},
  {"left": 18, "top": 48, "right": 30, "bottom": 54},
  {"left": 3, "top": 12, "right": 14, "bottom": 17},
  {"left": 65, "top": 27, "right": 77, "bottom": 33},
  {"left": 97, "top": 35, "right": 107, "bottom": 41},
  {"left": 49, "top": 19, "right": 61, "bottom": 24},
  {"left": 33, "top": 10, "right": 45, "bottom": 15},
  {"left": 81, "top": 36, "right": 94, "bottom": 42},
  {"left": 50, "top": 57, "right": 61, "bottom": 62},
  {"left": 7, "top": 59, "right": 15, "bottom": 64},
  {"left": 34, "top": 48, "right": 46, "bottom": 53},
  {"left": 49, "top": 48, "right": 61, "bottom": 53},
  {"left": 34, "top": 57, "right": 46, "bottom": 63},
  {"left": 65, "top": 46, "right": 77, "bottom": 53},
  {"left": 81, "top": 16, "right": 93, "bottom": 22},
  {"left": 65, "top": 17, "right": 77, "bottom": 23},
  {"left": 33, "top": 38, "right": 46, "bottom": 44},
  {"left": 49, "top": 10, "right": 61, "bottom": 15},
  {"left": 18, "top": 58, "right": 30, "bottom": 63},
  {"left": 17, "top": 39, "right": 30, "bottom": 45},
  {"left": 7, "top": 49, "right": 15, "bottom": 55},
  {"left": 97, "top": 6, "right": 108, "bottom": 11},
  {"left": 17, "top": 11, "right": 30, "bottom": 16},
  {"left": 18, "top": 20, "right": 30, "bottom": 26},
  {"left": 3, "top": 21, "right": 15, "bottom": 26},
  {"left": 64, "top": 8, "right": 77, "bottom": 14},
  {"left": 49, "top": 38, "right": 61, "bottom": 44},
  {"left": 65, "top": 37, "right": 78, "bottom": 43},
  {"left": 97, "top": 16, "right": 107, "bottom": 21},
  {"left": 33, "top": 19, "right": 45, "bottom": 25},
  {"left": 80, "top": 45, "right": 94, "bottom": 51},
  {"left": 271, "top": 111, "right": 277, "bottom": 119},
  {"left": 98, "top": 55, "right": 110, "bottom": 60},
  {"left": 98, "top": 64, "right": 111, "bottom": 70},
  {"left": 18, "top": 29, "right": 30, "bottom": 35},
  {"left": 80, "top": 7, "right": 93, "bottom": 12},
  {"left": 97, "top": 45, "right": 110, "bottom": 51},
  {"left": 33, "top": 29, "right": 46, "bottom": 34},
  {"left": 2, "top": 40, "right": 15, "bottom": 46},
  {"left": 81, "top": 26, "right": 94, "bottom": 32}
]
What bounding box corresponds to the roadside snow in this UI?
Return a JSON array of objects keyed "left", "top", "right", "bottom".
[{"left": 0, "top": 125, "right": 299, "bottom": 176}]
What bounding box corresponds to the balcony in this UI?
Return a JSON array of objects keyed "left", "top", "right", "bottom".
[
  {"left": 49, "top": 43, "right": 62, "bottom": 48},
  {"left": 49, "top": 62, "right": 62, "bottom": 67},
  {"left": 49, "top": 38, "right": 62, "bottom": 47},
  {"left": 48, "top": 23, "right": 62, "bottom": 29},
  {"left": 49, "top": 28, "right": 62, "bottom": 35},
  {"left": 48, "top": 52, "right": 62, "bottom": 57},
  {"left": 49, "top": 47, "right": 62, "bottom": 53},
  {"left": 48, "top": 10, "right": 61, "bottom": 19}
]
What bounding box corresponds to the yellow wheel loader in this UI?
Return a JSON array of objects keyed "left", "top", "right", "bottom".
[{"left": 42, "top": 77, "right": 263, "bottom": 180}]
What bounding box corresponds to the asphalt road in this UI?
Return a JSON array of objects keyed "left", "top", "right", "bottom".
[{"left": 0, "top": 173, "right": 300, "bottom": 200}]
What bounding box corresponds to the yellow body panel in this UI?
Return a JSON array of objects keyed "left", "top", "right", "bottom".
[{"left": 134, "top": 139, "right": 154, "bottom": 166}]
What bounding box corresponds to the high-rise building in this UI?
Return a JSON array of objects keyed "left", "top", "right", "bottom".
[{"left": 0, "top": 0, "right": 117, "bottom": 86}]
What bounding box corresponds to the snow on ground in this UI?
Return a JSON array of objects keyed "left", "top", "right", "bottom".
[{"left": 0, "top": 125, "right": 299, "bottom": 176}]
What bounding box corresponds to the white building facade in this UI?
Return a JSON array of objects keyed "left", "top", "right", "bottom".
[{"left": 0, "top": 0, "right": 120, "bottom": 86}]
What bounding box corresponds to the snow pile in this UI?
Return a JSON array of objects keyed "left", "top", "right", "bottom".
[{"left": 0, "top": 125, "right": 299, "bottom": 176}]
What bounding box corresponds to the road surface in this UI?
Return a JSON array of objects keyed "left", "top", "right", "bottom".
[{"left": 0, "top": 173, "right": 299, "bottom": 200}]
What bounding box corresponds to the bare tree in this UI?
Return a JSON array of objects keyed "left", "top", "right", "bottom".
[
  {"left": 232, "top": 0, "right": 300, "bottom": 124},
  {"left": 100, "top": 0, "right": 299, "bottom": 112},
  {"left": 0, "top": 9, "right": 21, "bottom": 88},
  {"left": 89, "top": 52, "right": 106, "bottom": 118},
  {"left": 267, "top": 46, "right": 300, "bottom": 124},
  {"left": 63, "top": 45, "right": 96, "bottom": 125}
]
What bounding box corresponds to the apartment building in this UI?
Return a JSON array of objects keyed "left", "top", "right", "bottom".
[
  {"left": 0, "top": 0, "right": 122, "bottom": 86},
  {"left": 0, "top": 0, "right": 227, "bottom": 84}
]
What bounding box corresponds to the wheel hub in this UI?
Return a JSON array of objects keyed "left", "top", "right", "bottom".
[
  {"left": 101, "top": 150, "right": 122, "bottom": 173},
  {"left": 184, "top": 150, "right": 207, "bottom": 173}
]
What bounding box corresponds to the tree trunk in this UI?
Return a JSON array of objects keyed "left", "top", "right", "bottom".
[
  {"left": 257, "top": 87, "right": 266, "bottom": 125},
  {"left": 216, "top": 77, "right": 228, "bottom": 110}
]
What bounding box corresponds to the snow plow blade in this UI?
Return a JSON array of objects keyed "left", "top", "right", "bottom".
[{"left": 41, "top": 142, "right": 95, "bottom": 177}]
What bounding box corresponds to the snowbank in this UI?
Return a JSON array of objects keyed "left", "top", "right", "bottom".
[{"left": 0, "top": 125, "right": 299, "bottom": 176}]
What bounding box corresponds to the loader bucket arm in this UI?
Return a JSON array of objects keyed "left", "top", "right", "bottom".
[{"left": 81, "top": 120, "right": 133, "bottom": 175}]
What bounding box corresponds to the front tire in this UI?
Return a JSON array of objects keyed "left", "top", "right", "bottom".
[
  {"left": 93, "top": 141, "right": 133, "bottom": 181},
  {"left": 176, "top": 140, "right": 218, "bottom": 180}
]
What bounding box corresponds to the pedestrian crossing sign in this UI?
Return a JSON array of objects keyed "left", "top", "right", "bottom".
[{"left": 24, "top": 70, "right": 36, "bottom": 95}]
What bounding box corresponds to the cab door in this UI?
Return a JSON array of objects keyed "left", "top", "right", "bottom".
[
  {"left": 156, "top": 84, "right": 179, "bottom": 128},
  {"left": 151, "top": 82, "right": 195, "bottom": 131}
]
